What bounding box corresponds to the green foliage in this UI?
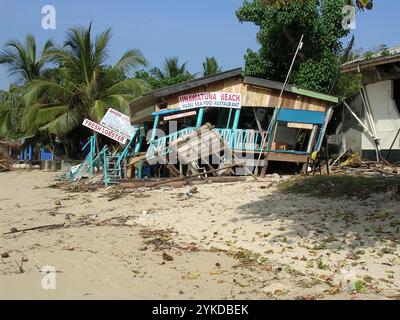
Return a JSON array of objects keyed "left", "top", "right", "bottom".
[
  {"left": 364, "top": 51, "right": 374, "bottom": 60},
  {"left": 134, "top": 70, "right": 193, "bottom": 90},
  {"left": 278, "top": 175, "right": 400, "bottom": 199},
  {"left": 134, "top": 57, "right": 194, "bottom": 90},
  {"left": 0, "top": 34, "right": 53, "bottom": 84},
  {"left": 237, "top": 0, "right": 350, "bottom": 92},
  {"left": 0, "top": 86, "right": 26, "bottom": 138},
  {"left": 261, "top": 0, "right": 373, "bottom": 10},
  {"left": 337, "top": 72, "right": 362, "bottom": 98},
  {"left": 202, "top": 56, "right": 222, "bottom": 76},
  {"left": 25, "top": 25, "right": 147, "bottom": 137}
]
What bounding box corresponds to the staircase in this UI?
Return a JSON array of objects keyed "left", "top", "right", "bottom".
[{"left": 104, "top": 153, "right": 122, "bottom": 185}]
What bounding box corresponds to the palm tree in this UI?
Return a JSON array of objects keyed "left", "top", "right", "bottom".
[
  {"left": 152, "top": 57, "right": 192, "bottom": 79},
  {"left": 0, "top": 86, "right": 25, "bottom": 138},
  {"left": 0, "top": 34, "right": 53, "bottom": 84},
  {"left": 21, "top": 24, "right": 149, "bottom": 138},
  {"left": 202, "top": 56, "right": 222, "bottom": 76}
]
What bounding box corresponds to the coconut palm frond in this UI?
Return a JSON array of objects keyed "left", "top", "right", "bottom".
[
  {"left": 90, "top": 99, "right": 107, "bottom": 123},
  {"left": 0, "top": 109, "right": 12, "bottom": 137},
  {"left": 0, "top": 34, "right": 52, "bottom": 84},
  {"left": 24, "top": 80, "right": 74, "bottom": 106},
  {"left": 94, "top": 28, "right": 112, "bottom": 67},
  {"left": 203, "top": 56, "right": 222, "bottom": 76},
  {"left": 114, "top": 49, "right": 147, "bottom": 74},
  {"left": 106, "top": 78, "right": 148, "bottom": 96},
  {"left": 103, "top": 94, "right": 133, "bottom": 115},
  {"left": 40, "top": 108, "right": 83, "bottom": 137}
]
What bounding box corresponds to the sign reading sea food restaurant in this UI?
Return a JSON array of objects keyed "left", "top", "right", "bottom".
[
  {"left": 179, "top": 92, "right": 242, "bottom": 111},
  {"left": 82, "top": 118, "right": 127, "bottom": 144},
  {"left": 100, "top": 107, "right": 136, "bottom": 140}
]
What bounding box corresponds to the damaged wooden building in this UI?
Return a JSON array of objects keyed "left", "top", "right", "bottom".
[{"left": 129, "top": 68, "right": 338, "bottom": 177}]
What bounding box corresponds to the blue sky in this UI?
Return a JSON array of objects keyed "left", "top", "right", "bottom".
[{"left": 0, "top": 0, "right": 398, "bottom": 90}]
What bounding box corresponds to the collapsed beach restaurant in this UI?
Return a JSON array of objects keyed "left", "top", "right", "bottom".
[{"left": 129, "top": 68, "right": 338, "bottom": 177}]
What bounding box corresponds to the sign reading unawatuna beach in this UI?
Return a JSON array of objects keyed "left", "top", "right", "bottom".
[{"left": 179, "top": 92, "right": 242, "bottom": 111}]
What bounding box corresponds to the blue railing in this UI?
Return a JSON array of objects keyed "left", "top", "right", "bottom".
[
  {"left": 146, "top": 127, "right": 270, "bottom": 160},
  {"left": 146, "top": 127, "right": 197, "bottom": 160}
]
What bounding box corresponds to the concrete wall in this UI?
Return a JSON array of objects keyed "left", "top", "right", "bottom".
[
  {"left": 362, "top": 80, "right": 400, "bottom": 152},
  {"left": 342, "top": 94, "right": 364, "bottom": 155}
]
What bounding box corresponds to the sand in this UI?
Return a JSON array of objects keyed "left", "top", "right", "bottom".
[{"left": 1, "top": 170, "right": 399, "bottom": 300}]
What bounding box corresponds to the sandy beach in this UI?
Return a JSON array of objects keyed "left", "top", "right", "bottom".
[{"left": 1, "top": 169, "right": 399, "bottom": 300}]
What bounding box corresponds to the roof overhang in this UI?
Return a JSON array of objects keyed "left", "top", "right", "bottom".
[
  {"left": 129, "top": 68, "right": 243, "bottom": 119},
  {"left": 341, "top": 53, "right": 400, "bottom": 74},
  {"left": 244, "top": 77, "right": 338, "bottom": 104}
]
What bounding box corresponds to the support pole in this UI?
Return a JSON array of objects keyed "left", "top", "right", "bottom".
[
  {"left": 226, "top": 109, "right": 233, "bottom": 129},
  {"left": 256, "top": 34, "right": 304, "bottom": 176},
  {"left": 196, "top": 108, "right": 205, "bottom": 128},
  {"left": 150, "top": 115, "right": 160, "bottom": 142},
  {"left": 342, "top": 99, "right": 380, "bottom": 161},
  {"left": 232, "top": 109, "right": 241, "bottom": 130}
]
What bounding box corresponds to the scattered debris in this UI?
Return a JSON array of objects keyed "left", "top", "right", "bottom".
[
  {"left": 3, "top": 223, "right": 66, "bottom": 235},
  {"left": 15, "top": 258, "right": 24, "bottom": 273},
  {"left": 162, "top": 252, "right": 174, "bottom": 262},
  {"left": 331, "top": 152, "right": 399, "bottom": 177},
  {"left": 0, "top": 159, "right": 11, "bottom": 172},
  {"left": 1, "top": 252, "right": 10, "bottom": 259},
  {"left": 189, "top": 186, "right": 198, "bottom": 194}
]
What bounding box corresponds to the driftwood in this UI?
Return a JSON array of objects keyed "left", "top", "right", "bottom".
[
  {"left": 121, "top": 176, "right": 247, "bottom": 189},
  {"left": 3, "top": 223, "right": 65, "bottom": 235},
  {"left": 148, "top": 164, "right": 240, "bottom": 188}
]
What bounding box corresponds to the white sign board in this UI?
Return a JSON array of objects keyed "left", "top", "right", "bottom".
[
  {"left": 100, "top": 108, "right": 136, "bottom": 140},
  {"left": 82, "top": 118, "right": 127, "bottom": 144},
  {"left": 179, "top": 92, "right": 242, "bottom": 111}
]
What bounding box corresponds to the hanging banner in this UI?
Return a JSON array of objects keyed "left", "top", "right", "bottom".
[
  {"left": 100, "top": 108, "right": 136, "bottom": 140},
  {"left": 179, "top": 92, "right": 242, "bottom": 111},
  {"left": 82, "top": 118, "right": 127, "bottom": 144}
]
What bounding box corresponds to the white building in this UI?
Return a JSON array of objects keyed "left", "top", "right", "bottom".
[{"left": 338, "top": 46, "right": 400, "bottom": 163}]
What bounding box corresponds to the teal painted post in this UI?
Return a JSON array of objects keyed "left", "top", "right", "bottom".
[
  {"left": 103, "top": 148, "right": 108, "bottom": 187},
  {"left": 196, "top": 108, "right": 205, "bottom": 128},
  {"left": 231, "top": 109, "right": 241, "bottom": 149},
  {"left": 89, "top": 135, "right": 96, "bottom": 176},
  {"left": 134, "top": 135, "right": 144, "bottom": 154},
  {"left": 150, "top": 115, "right": 159, "bottom": 142},
  {"left": 232, "top": 109, "right": 241, "bottom": 130},
  {"left": 138, "top": 160, "right": 143, "bottom": 179}
]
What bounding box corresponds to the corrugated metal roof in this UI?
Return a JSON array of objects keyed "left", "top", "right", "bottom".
[{"left": 342, "top": 45, "right": 400, "bottom": 67}]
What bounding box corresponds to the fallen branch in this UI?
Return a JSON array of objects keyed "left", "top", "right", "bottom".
[{"left": 3, "top": 223, "right": 65, "bottom": 235}]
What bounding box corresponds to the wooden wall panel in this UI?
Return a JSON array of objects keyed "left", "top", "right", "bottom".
[{"left": 160, "top": 78, "right": 327, "bottom": 113}]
